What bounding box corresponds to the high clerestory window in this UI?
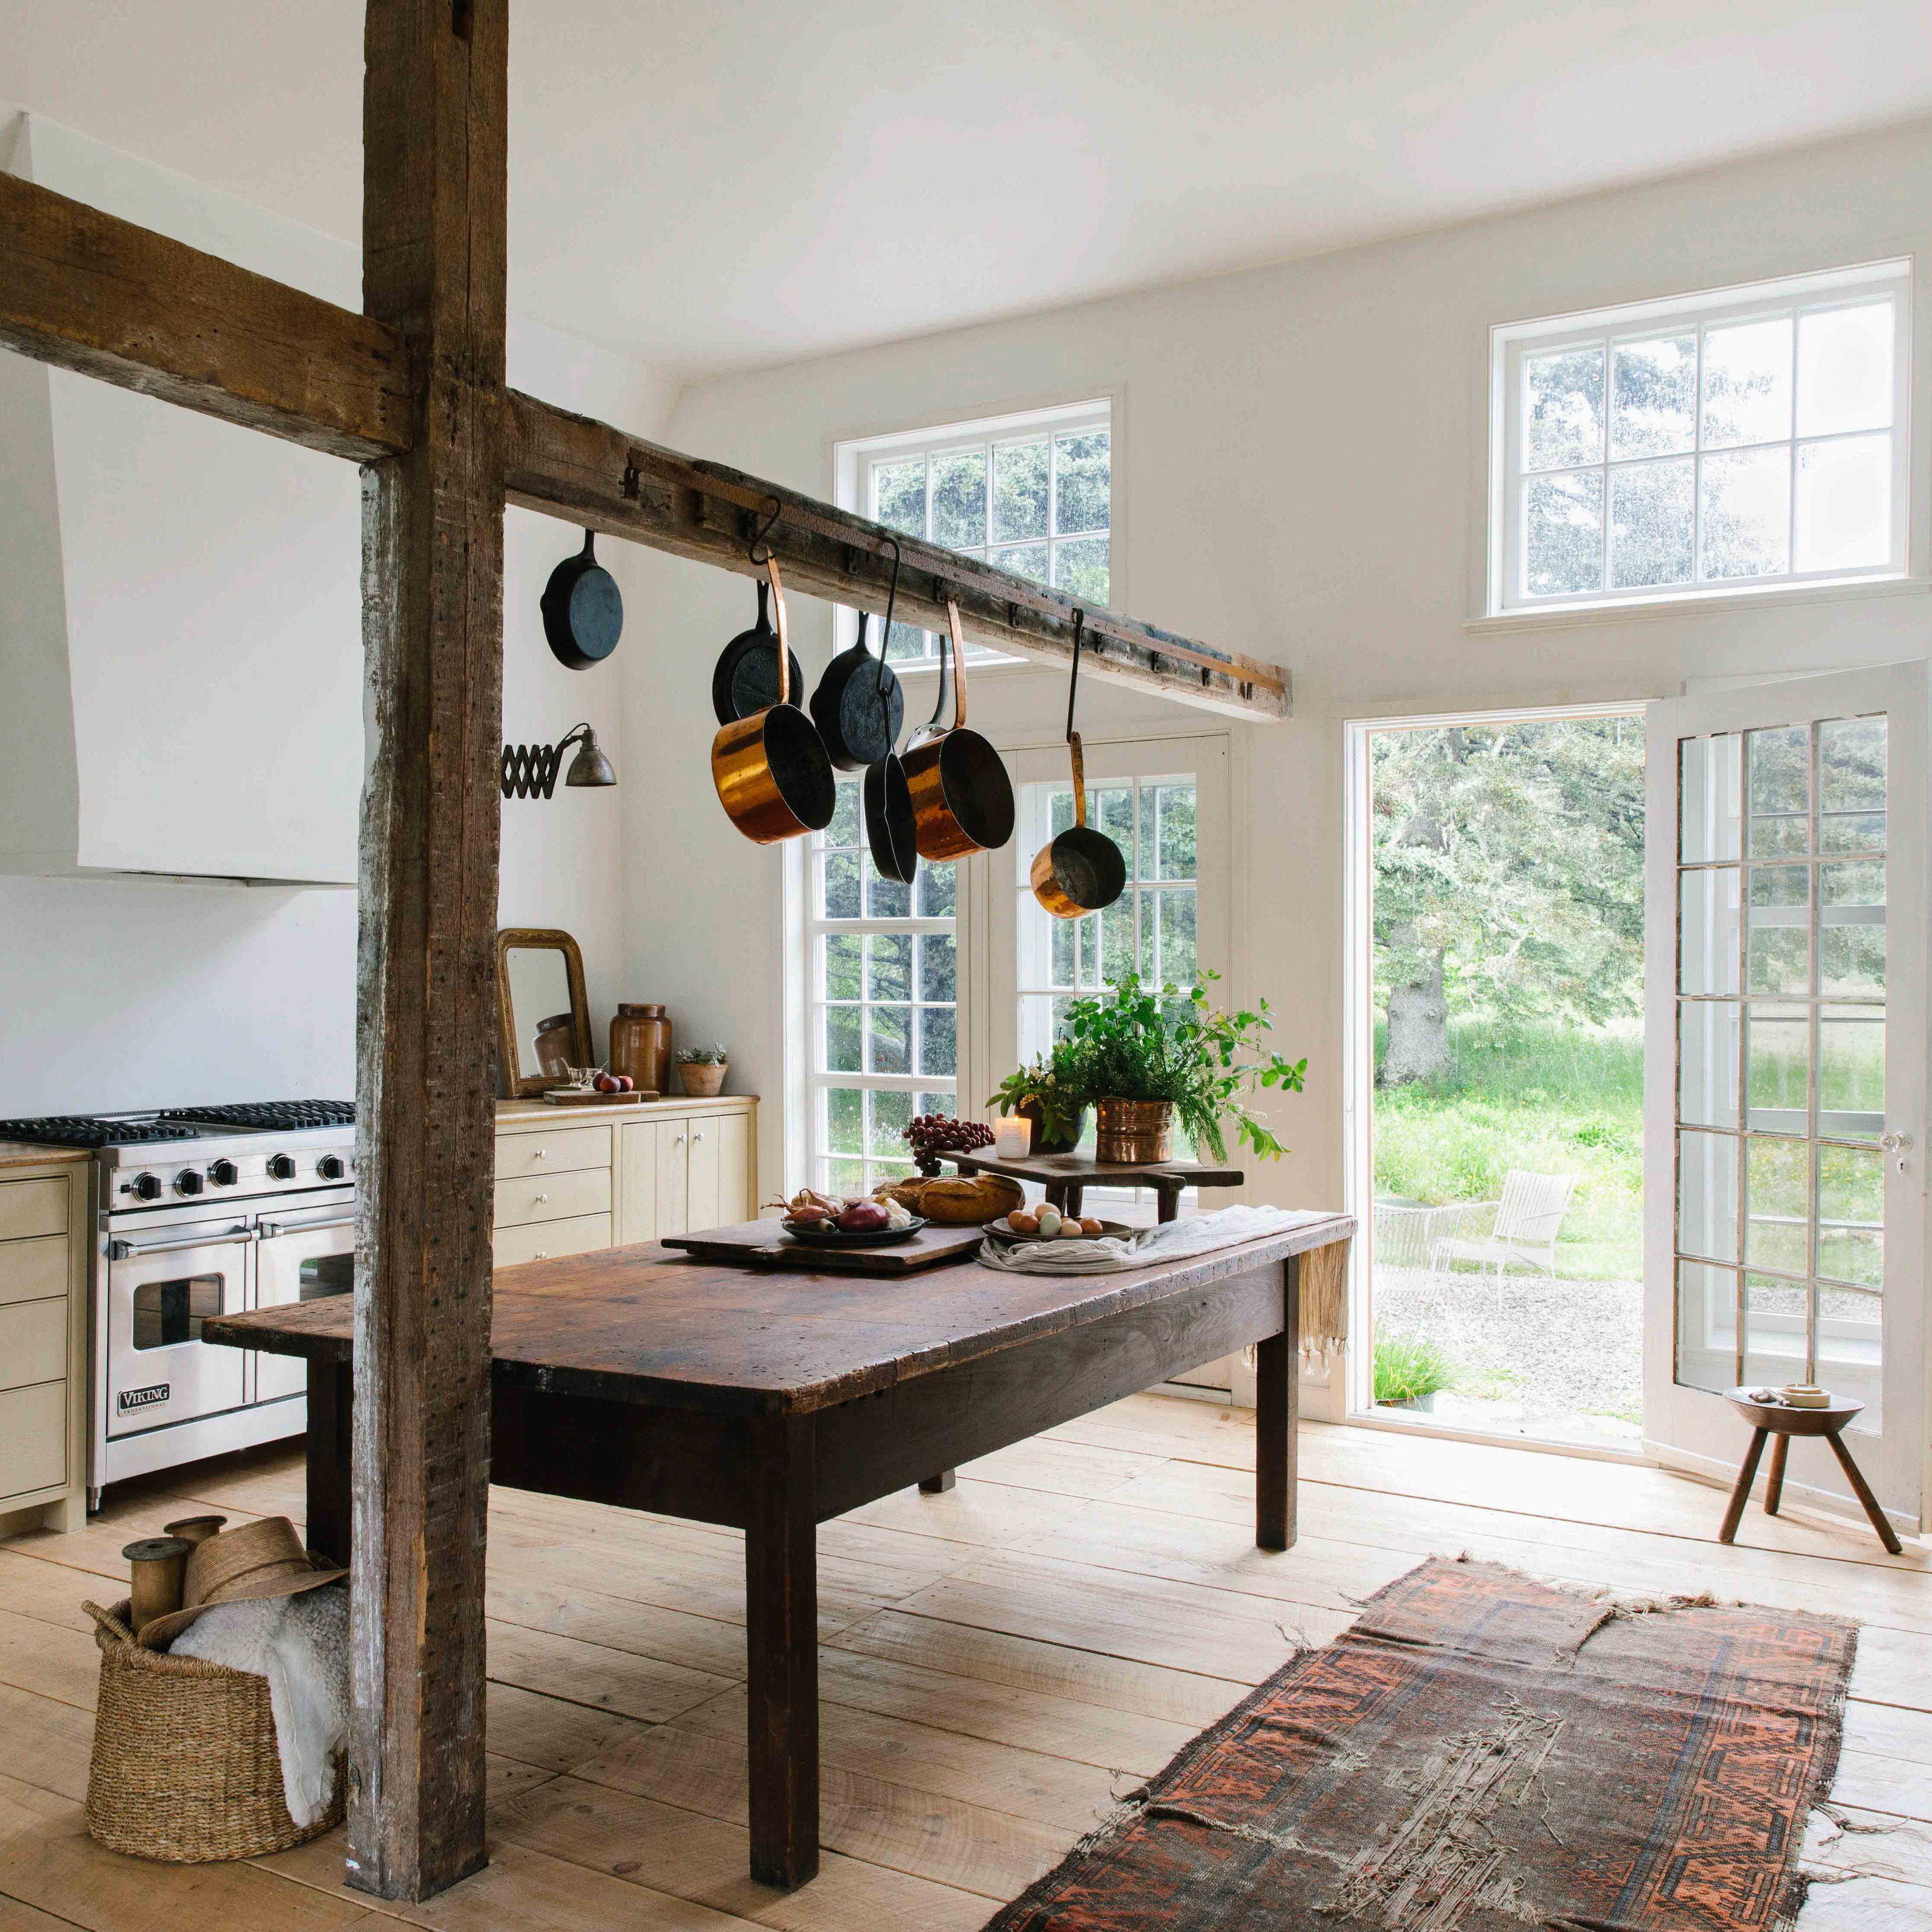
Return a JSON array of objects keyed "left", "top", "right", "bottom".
[{"left": 1489, "top": 261, "right": 1909, "bottom": 615}]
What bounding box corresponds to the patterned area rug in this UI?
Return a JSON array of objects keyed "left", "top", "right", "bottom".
[{"left": 987, "top": 1556, "right": 1857, "bottom": 1932}]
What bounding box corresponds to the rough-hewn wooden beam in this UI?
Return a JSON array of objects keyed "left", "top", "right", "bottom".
[
  {"left": 506, "top": 395, "right": 1289, "bottom": 721},
  {"left": 0, "top": 170, "right": 412, "bottom": 460},
  {"left": 349, "top": 0, "right": 506, "bottom": 1902}
]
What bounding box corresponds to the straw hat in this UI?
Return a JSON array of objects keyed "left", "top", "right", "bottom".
[{"left": 136, "top": 1516, "right": 346, "bottom": 1650}]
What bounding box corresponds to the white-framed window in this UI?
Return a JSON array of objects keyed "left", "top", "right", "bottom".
[
  {"left": 804, "top": 778, "right": 959, "bottom": 1196},
  {"left": 834, "top": 398, "right": 1112, "bottom": 663},
  {"left": 1489, "top": 260, "right": 1910, "bottom": 615}
]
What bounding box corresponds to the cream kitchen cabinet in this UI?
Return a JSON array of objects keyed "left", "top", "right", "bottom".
[
  {"left": 492, "top": 1095, "right": 757, "bottom": 1265},
  {"left": 0, "top": 1155, "right": 89, "bottom": 1532}
]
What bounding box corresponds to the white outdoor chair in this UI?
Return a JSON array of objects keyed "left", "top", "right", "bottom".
[{"left": 1427, "top": 1170, "right": 1577, "bottom": 1304}]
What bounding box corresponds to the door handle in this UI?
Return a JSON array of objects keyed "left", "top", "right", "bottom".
[
  {"left": 1881, "top": 1131, "right": 1913, "bottom": 1173},
  {"left": 108, "top": 1224, "right": 255, "bottom": 1260},
  {"left": 258, "top": 1213, "right": 357, "bottom": 1239}
]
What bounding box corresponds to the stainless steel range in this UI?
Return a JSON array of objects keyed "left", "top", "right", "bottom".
[{"left": 0, "top": 1102, "right": 356, "bottom": 1507}]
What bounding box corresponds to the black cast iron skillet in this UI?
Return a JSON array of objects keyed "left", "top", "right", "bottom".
[
  {"left": 541, "top": 529, "right": 624, "bottom": 669},
  {"left": 861, "top": 537, "right": 919, "bottom": 884},
  {"left": 811, "top": 612, "right": 904, "bottom": 771},
  {"left": 712, "top": 578, "right": 806, "bottom": 726}
]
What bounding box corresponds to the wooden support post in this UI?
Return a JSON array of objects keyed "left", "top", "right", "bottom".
[
  {"left": 347, "top": 0, "right": 508, "bottom": 1903},
  {"left": 1255, "top": 1259, "right": 1301, "bottom": 1552},
  {"left": 745, "top": 1413, "right": 820, "bottom": 1890}
]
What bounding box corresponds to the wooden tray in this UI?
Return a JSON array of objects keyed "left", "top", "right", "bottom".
[
  {"left": 539, "top": 1087, "right": 658, "bottom": 1106},
  {"left": 664, "top": 1218, "right": 986, "bottom": 1274}
]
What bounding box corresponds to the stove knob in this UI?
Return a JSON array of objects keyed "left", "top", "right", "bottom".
[
  {"left": 317, "top": 1155, "right": 346, "bottom": 1181},
  {"left": 208, "top": 1159, "right": 239, "bottom": 1187},
  {"left": 132, "top": 1173, "right": 163, "bottom": 1201},
  {"left": 175, "top": 1170, "right": 205, "bottom": 1197},
  {"left": 267, "top": 1154, "right": 297, "bottom": 1181}
]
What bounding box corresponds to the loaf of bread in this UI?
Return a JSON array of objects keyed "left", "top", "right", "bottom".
[{"left": 875, "top": 1174, "right": 1025, "bottom": 1225}]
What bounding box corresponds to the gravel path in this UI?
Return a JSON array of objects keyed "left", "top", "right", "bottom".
[{"left": 1374, "top": 1264, "right": 1643, "bottom": 1446}]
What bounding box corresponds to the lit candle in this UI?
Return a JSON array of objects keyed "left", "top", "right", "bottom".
[{"left": 993, "top": 1114, "right": 1033, "bottom": 1159}]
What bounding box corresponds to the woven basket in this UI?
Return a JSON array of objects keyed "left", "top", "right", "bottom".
[{"left": 83, "top": 1599, "right": 344, "bottom": 1861}]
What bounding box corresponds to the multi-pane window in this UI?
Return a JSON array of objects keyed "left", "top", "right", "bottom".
[
  {"left": 1673, "top": 716, "right": 1888, "bottom": 1427},
  {"left": 842, "top": 400, "right": 1111, "bottom": 662},
  {"left": 808, "top": 780, "right": 958, "bottom": 1196},
  {"left": 1493, "top": 261, "right": 1908, "bottom": 612}
]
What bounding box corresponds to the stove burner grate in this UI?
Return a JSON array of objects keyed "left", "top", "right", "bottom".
[
  {"left": 0, "top": 1116, "right": 186, "bottom": 1149},
  {"left": 163, "top": 1100, "right": 357, "bottom": 1131}
]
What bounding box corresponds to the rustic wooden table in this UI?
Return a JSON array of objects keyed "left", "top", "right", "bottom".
[
  {"left": 949, "top": 1149, "right": 1245, "bottom": 1224},
  {"left": 205, "top": 1212, "right": 1352, "bottom": 1891}
]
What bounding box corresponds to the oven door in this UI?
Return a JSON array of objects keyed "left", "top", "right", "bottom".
[
  {"left": 104, "top": 1218, "right": 253, "bottom": 1437},
  {"left": 253, "top": 1195, "right": 355, "bottom": 1405}
]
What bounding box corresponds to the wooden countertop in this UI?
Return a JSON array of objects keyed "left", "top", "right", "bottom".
[
  {"left": 0, "top": 1142, "right": 91, "bottom": 1173},
  {"left": 203, "top": 1211, "right": 1353, "bottom": 1416},
  {"left": 496, "top": 1092, "right": 757, "bottom": 1127}
]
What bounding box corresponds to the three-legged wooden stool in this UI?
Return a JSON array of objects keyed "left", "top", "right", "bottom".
[{"left": 1721, "top": 1389, "right": 1901, "bottom": 1555}]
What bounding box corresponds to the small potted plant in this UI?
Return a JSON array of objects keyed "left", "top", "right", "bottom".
[
  {"left": 1061, "top": 970, "right": 1306, "bottom": 1165},
  {"left": 1373, "top": 1333, "right": 1456, "bottom": 1413},
  {"left": 987, "top": 1038, "right": 1091, "bottom": 1155},
  {"left": 677, "top": 1042, "right": 730, "bottom": 1097}
]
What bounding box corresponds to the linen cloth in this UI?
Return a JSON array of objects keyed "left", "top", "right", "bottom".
[{"left": 169, "top": 1580, "right": 348, "bottom": 1826}]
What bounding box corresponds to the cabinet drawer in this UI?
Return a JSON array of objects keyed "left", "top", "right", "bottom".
[
  {"left": 493, "top": 1166, "right": 611, "bottom": 1230},
  {"left": 0, "top": 1234, "right": 69, "bottom": 1308},
  {"left": 493, "top": 1213, "right": 610, "bottom": 1268},
  {"left": 0, "top": 1380, "right": 65, "bottom": 1502},
  {"left": 0, "top": 1300, "right": 67, "bottom": 1393},
  {"left": 0, "top": 1179, "right": 67, "bottom": 1244},
  {"left": 494, "top": 1125, "right": 610, "bottom": 1180}
]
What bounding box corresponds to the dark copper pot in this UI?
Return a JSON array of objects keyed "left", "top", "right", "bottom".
[
  {"left": 1095, "top": 1097, "right": 1173, "bottom": 1164},
  {"left": 902, "top": 601, "right": 1015, "bottom": 861}
]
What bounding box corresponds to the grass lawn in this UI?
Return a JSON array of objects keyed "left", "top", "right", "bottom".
[{"left": 1373, "top": 1019, "right": 1643, "bottom": 1281}]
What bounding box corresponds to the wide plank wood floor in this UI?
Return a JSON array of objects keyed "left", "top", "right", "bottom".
[{"left": 0, "top": 1392, "right": 1926, "bottom": 1929}]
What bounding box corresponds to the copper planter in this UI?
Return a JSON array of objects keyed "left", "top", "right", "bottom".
[{"left": 1095, "top": 1097, "right": 1174, "bottom": 1164}]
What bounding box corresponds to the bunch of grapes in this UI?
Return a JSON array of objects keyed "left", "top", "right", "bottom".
[{"left": 904, "top": 1113, "right": 994, "bottom": 1176}]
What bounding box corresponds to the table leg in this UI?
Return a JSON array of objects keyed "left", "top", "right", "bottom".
[
  {"left": 1719, "top": 1428, "right": 1768, "bottom": 1544},
  {"left": 306, "top": 1358, "right": 353, "bottom": 1567},
  {"left": 1255, "top": 1262, "right": 1300, "bottom": 1551},
  {"left": 1763, "top": 1433, "right": 1790, "bottom": 1516},
  {"left": 1154, "top": 1181, "right": 1183, "bottom": 1225},
  {"left": 1826, "top": 1429, "right": 1904, "bottom": 1555},
  {"left": 745, "top": 1413, "right": 819, "bottom": 1889},
  {"left": 1046, "top": 1182, "right": 1084, "bottom": 1221},
  {"left": 919, "top": 1471, "right": 956, "bottom": 1493}
]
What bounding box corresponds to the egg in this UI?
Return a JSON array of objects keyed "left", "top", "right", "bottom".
[
  {"left": 1056, "top": 1220, "right": 1083, "bottom": 1238},
  {"left": 1036, "top": 1208, "right": 1062, "bottom": 1238},
  {"left": 1013, "top": 1212, "right": 1039, "bottom": 1236},
  {"left": 1080, "top": 1217, "right": 1106, "bottom": 1236}
]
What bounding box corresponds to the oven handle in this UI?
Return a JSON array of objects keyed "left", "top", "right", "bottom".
[
  {"left": 259, "top": 1214, "right": 358, "bottom": 1240},
  {"left": 107, "top": 1224, "right": 256, "bottom": 1261}
]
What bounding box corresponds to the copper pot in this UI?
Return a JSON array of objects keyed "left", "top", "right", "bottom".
[
  {"left": 902, "top": 601, "right": 1015, "bottom": 861},
  {"left": 1095, "top": 1097, "right": 1173, "bottom": 1164},
  {"left": 711, "top": 557, "right": 836, "bottom": 844},
  {"left": 1031, "top": 612, "right": 1125, "bottom": 919}
]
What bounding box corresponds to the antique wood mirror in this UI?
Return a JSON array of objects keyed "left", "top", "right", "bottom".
[{"left": 495, "top": 927, "right": 592, "bottom": 1096}]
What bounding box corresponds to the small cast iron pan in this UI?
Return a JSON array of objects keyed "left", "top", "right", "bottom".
[
  {"left": 541, "top": 529, "right": 624, "bottom": 669},
  {"left": 811, "top": 612, "right": 904, "bottom": 771},
  {"left": 712, "top": 579, "right": 806, "bottom": 726},
  {"left": 902, "top": 602, "right": 1016, "bottom": 860},
  {"left": 1030, "top": 612, "right": 1126, "bottom": 917}
]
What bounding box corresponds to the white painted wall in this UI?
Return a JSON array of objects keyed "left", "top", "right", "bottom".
[
  {"left": 0, "top": 114, "right": 675, "bottom": 1115},
  {"left": 621, "top": 114, "right": 1932, "bottom": 1243}
]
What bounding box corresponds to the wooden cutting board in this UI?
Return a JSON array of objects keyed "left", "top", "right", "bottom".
[{"left": 663, "top": 1218, "right": 986, "bottom": 1273}]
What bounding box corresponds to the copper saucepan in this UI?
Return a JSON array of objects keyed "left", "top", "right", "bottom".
[
  {"left": 1031, "top": 610, "right": 1125, "bottom": 918},
  {"left": 710, "top": 556, "right": 836, "bottom": 844},
  {"left": 902, "top": 601, "right": 1016, "bottom": 861}
]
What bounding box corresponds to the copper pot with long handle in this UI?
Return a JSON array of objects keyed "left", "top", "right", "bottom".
[
  {"left": 901, "top": 601, "right": 1015, "bottom": 860},
  {"left": 1031, "top": 610, "right": 1125, "bottom": 918},
  {"left": 711, "top": 556, "right": 836, "bottom": 843}
]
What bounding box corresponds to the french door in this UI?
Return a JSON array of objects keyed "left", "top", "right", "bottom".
[{"left": 1643, "top": 664, "right": 1926, "bottom": 1528}]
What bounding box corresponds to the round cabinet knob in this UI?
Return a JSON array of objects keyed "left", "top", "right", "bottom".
[
  {"left": 267, "top": 1153, "right": 297, "bottom": 1180},
  {"left": 208, "top": 1159, "right": 239, "bottom": 1187},
  {"left": 175, "top": 1170, "right": 205, "bottom": 1197},
  {"left": 317, "top": 1155, "right": 346, "bottom": 1181},
  {"left": 533, "top": 1192, "right": 548, "bottom": 1203},
  {"left": 531, "top": 1148, "right": 547, "bottom": 1160},
  {"left": 132, "top": 1173, "right": 163, "bottom": 1201},
  {"left": 693, "top": 1132, "right": 705, "bottom": 1143}
]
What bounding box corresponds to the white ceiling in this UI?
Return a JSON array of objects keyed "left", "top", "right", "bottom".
[{"left": 6, "top": 0, "right": 1932, "bottom": 381}]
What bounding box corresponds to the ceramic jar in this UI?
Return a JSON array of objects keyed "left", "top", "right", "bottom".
[
  {"left": 680, "top": 1059, "right": 728, "bottom": 1098},
  {"left": 610, "top": 1003, "right": 671, "bottom": 1095}
]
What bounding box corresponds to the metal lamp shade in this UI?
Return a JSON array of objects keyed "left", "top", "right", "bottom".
[{"left": 563, "top": 725, "right": 616, "bottom": 787}]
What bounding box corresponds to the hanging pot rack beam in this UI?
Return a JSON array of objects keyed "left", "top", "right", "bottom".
[{"left": 507, "top": 400, "right": 1290, "bottom": 721}]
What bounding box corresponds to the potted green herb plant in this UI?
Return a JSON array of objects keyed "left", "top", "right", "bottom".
[
  {"left": 1060, "top": 971, "right": 1307, "bottom": 1165},
  {"left": 677, "top": 1042, "right": 730, "bottom": 1097},
  {"left": 1373, "top": 1332, "right": 1456, "bottom": 1413},
  {"left": 987, "top": 1038, "right": 1091, "bottom": 1155}
]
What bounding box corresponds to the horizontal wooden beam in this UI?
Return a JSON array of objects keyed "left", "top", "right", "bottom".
[
  {"left": 505, "top": 395, "right": 1289, "bottom": 721},
  {"left": 0, "top": 171, "right": 413, "bottom": 461}
]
